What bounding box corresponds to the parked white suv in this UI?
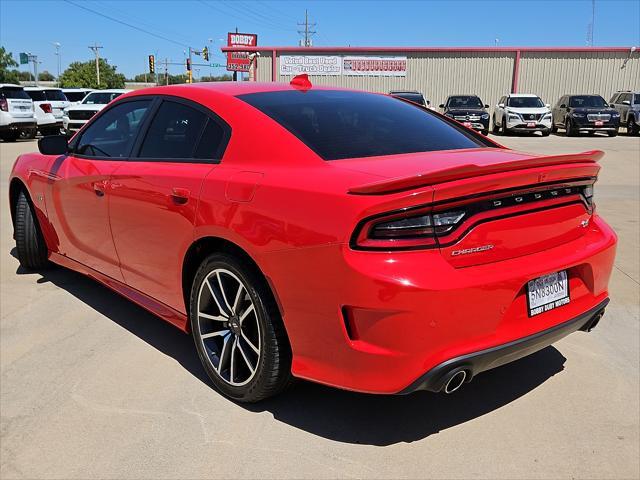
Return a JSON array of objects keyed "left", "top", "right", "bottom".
[
  {"left": 25, "top": 87, "right": 70, "bottom": 136},
  {"left": 63, "top": 89, "right": 129, "bottom": 136},
  {"left": 492, "top": 93, "right": 552, "bottom": 136},
  {"left": 62, "top": 88, "right": 93, "bottom": 105},
  {"left": 0, "top": 84, "right": 36, "bottom": 142}
]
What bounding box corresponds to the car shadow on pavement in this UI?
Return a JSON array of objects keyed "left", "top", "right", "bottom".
[{"left": 15, "top": 255, "right": 567, "bottom": 446}]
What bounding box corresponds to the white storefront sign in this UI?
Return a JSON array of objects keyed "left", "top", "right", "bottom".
[{"left": 279, "top": 55, "right": 342, "bottom": 76}]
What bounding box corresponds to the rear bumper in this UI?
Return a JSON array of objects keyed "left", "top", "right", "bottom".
[
  {"left": 0, "top": 121, "right": 36, "bottom": 133},
  {"left": 263, "top": 214, "right": 617, "bottom": 394},
  {"left": 400, "top": 298, "right": 608, "bottom": 393}
]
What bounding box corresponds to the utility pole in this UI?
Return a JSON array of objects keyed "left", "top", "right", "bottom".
[
  {"left": 53, "top": 42, "right": 61, "bottom": 85},
  {"left": 164, "top": 58, "right": 169, "bottom": 85},
  {"left": 88, "top": 43, "right": 103, "bottom": 87},
  {"left": 297, "top": 9, "right": 316, "bottom": 47}
]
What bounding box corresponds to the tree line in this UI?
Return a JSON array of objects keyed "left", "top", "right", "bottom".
[{"left": 1, "top": 46, "right": 231, "bottom": 88}]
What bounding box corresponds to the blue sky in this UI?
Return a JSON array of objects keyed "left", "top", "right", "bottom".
[{"left": 1, "top": 0, "right": 639, "bottom": 78}]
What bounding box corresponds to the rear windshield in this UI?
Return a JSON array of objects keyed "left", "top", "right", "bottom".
[
  {"left": 82, "top": 92, "right": 122, "bottom": 105},
  {"left": 569, "top": 95, "right": 607, "bottom": 108},
  {"left": 391, "top": 92, "right": 426, "bottom": 106},
  {"left": 65, "top": 91, "right": 89, "bottom": 102},
  {"left": 26, "top": 90, "right": 46, "bottom": 101},
  {"left": 447, "top": 95, "right": 483, "bottom": 108},
  {"left": 507, "top": 96, "right": 544, "bottom": 108},
  {"left": 44, "top": 90, "right": 67, "bottom": 101},
  {"left": 238, "top": 90, "right": 486, "bottom": 160},
  {"left": 1, "top": 87, "right": 30, "bottom": 100}
]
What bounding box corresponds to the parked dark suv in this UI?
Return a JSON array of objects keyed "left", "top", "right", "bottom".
[
  {"left": 609, "top": 91, "right": 640, "bottom": 135},
  {"left": 439, "top": 95, "right": 490, "bottom": 135},
  {"left": 552, "top": 95, "right": 620, "bottom": 137},
  {"left": 389, "top": 90, "right": 430, "bottom": 108}
]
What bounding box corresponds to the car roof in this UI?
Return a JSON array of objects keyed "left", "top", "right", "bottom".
[
  {"left": 507, "top": 93, "right": 539, "bottom": 97},
  {"left": 24, "top": 86, "right": 63, "bottom": 91},
  {"left": 62, "top": 88, "right": 93, "bottom": 91},
  {"left": 0, "top": 83, "right": 24, "bottom": 88},
  {"left": 447, "top": 94, "right": 480, "bottom": 97},
  {"left": 88, "top": 89, "right": 132, "bottom": 94},
  {"left": 389, "top": 90, "right": 422, "bottom": 94}
]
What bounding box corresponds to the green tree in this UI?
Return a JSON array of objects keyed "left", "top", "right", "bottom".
[
  {"left": 0, "top": 46, "right": 20, "bottom": 83},
  {"left": 200, "top": 74, "right": 232, "bottom": 82},
  {"left": 59, "top": 58, "right": 125, "bottom": 89},
  {"left": 38, "top": 70, "right": 55, "bottom": 81},
  {"left": 18, "top": 70, "right": 34, "bottom": 81}
]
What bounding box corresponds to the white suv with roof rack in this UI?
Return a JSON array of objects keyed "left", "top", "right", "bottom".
[
  {"left": 24, "top": 87, "right": 70, "bottom": 136},
  {"left": 63, "top": 89, "right": 130, "bottom": 136},
  {"left": 492, "top": 93, "right": 552, "bottom": 136},
  {"left": 62, "top": 88, "right": 94, "bottom": 105},
  {"left": 0, "top": 84, "right": 36, "bottom": 141}
]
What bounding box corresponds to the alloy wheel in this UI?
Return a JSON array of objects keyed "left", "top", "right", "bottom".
[{"left": 196, "top": 268, "right": 261, "bottom": 386}]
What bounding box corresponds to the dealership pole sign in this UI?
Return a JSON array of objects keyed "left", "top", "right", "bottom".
[
  {"left": 227, "top": 32, "right": 258, "bottom": 72},
  {"left": 279, "top": 55, "right": 407, "bottom": 77}
]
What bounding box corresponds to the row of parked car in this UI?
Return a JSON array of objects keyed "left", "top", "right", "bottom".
[
  {"left": 0, "top": 83, "right": 129, "bottom": 141},
  {"left": 389, "top": 90, "right": 640, "bottom": 137}
]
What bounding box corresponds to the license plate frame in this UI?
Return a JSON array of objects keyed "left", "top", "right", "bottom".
[
  {"left": 595, "top": 120, "right": 604, "bottom": 126},
  {"left": 526, "top": 122, "right": 536, "bottom": 128},
  {"left": 526, "top": 270, "right": 570, "bottom": 317}
]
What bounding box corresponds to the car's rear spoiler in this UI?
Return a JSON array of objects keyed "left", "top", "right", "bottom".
[{"left": 348, "top": 150, "right": 604, "bottom": 195}]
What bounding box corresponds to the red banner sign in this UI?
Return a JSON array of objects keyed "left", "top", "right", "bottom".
[{"left": 227, "top": 32, "right": 258, "bottom": 72}]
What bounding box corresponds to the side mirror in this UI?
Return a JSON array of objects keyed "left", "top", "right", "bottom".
[
  {"left": 498, "top": 103, "right": 505, "bottom": 108},
  {"left": 439, "top": 104, "right": 445, "bottom": 109},
  {"left": 560, "top": 104, "right": 567, "bottom": 109},
  {"left": 622, "top": 100, "right": 630, "bottom": 105},
  {"left": 426, "top": 100, "right": 431, "bottom": 106},
  {"left": 38, "top": 134, "right": 68, "bottom": 155},
  {"left": 484, "top": 104, "right": 490, "bottom": 109},
  {"left": 545, "top": 103, "right": 550, "bottom": 108}
]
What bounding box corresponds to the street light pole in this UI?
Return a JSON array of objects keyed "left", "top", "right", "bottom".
[
  {"left": 88, "top": 43, "right": 103, "bottom": 87},
  {"left": 53, "top": 42, "right": 61, "bottom": 85}
]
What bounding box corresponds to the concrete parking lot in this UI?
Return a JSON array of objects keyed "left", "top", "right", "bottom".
[{"left": 1, "top": 134, "right": 638, "bottom": 479}]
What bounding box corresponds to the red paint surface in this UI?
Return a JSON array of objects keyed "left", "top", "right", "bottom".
[{"left": 9, "top": 82, "right": 617, "bottom": 394}]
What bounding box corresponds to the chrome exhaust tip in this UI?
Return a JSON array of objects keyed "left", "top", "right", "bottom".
[{"left": 443, "top": 370, "right": 467, "bottom": 394}]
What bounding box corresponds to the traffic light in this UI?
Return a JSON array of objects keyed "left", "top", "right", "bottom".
[
  {"left": 186, "top": 57, "right": 191, "bottom": 71},
  {"left": 202, "top": 46, "right": 209, "bottom": 61},
  {"left": 148, "top": 55, "right": 155, "bottom": 74}
]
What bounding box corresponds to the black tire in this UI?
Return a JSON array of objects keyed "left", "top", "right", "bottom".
[
  {"left": 608, "top": 129, "right": 618, "bottom": 137},
  {"left": 189, "top": 252, "right": 292, "bottom": 402},
  {"left": 550, "top": 123, "right": 558, "bottom": 134},
  {"left": 41, "top": 127, "right": 60, "bottom": 137},
  {"left": 627, "top": 117, "right": 638, "bottom": 135},
  {"left": 1, "top": 132, "right": 19, "bottom": 142},
  {"left": 565, "top": 118, "right": 576, "bottom": 137},
  {"left": 14, "top": 190, "right": 49, "bottom": 270},
  {"left": 491, "top": 116, "right": 499, "bottom": 134},
  {"left": 500, "top": 117, "right": 508, "bottom": 136},
  {"left": 541, "top": 129, "right": 550, "bottom": 137},
  {"left": 20, "top": 128, "right": 36, "bottom": 140}
]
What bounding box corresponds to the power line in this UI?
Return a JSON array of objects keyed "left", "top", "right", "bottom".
[
  {"left": 64, "top": 0, "right": 189, "bottom": 48},
  {"left": 198, "top": 0, "right": 296, "bottom": 32}
]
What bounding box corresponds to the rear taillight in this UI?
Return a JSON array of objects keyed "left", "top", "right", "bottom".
[
  {"left": 353, "top": 207, "right": 466, "bottom": 249},
  {"left": 0, "top": 98, "right": 7, "bottom": 112},
  {"left": 40, "top": 103, "right": 52, "bottom": 113}
]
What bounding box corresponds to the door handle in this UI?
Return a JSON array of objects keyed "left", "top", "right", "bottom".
[
  {"left": 170, "top": 187, "right": 190, "bottom": 205},
  {"left": 93, "top": 180, "right": 108, "bottom": 197}
]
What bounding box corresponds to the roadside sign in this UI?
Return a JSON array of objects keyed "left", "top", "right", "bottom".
[
  {"left": 19, "top": 53, "right": 29, "bottom": 65},
  {"left": 226, "top": 32, "right": 257, "bottom": 72}
]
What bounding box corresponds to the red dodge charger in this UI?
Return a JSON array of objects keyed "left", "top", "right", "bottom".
[{"left": 9, "top": 78, "right": 617, "bottom": 402}]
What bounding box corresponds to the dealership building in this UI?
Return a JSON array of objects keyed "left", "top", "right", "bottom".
[{"left": 222, "top": 45, "right": 639, "bottom": 107}]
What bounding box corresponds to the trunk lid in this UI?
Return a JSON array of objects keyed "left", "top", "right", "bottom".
[
  {"left": 344, "top": 148, "right": 600, "bottom": 267},
  {"left": 7, "top": 98, "right": 34, "bottom": 118}
]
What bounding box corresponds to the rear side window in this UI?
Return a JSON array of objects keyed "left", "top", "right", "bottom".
[
  {"left": 1, "top": 87, "right": 30, "bottom": 100},
  {"left": 65, "top": 91, "right": 88, "bottom": 102},
  {"left": 194, "top": 119, "right": 226, "bottom": 160},
  {"left": 139, "top": 101, "right": 208, "bottom": 159},
  {"left": 44, "top": 90, "right": 67, "bottom": 101},
  {"left": 238, "top": 90, "right": 486, "bottom": 161},
  {"left": 76, "top": 100, "right": 151, "bottom": 158},
  {"left": 26, "top": 90, "right": 46, "bottom": 101}
]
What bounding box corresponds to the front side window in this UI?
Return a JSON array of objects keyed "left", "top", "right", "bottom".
[
  {"left": 569, "top": 95, "right": 607, "bottom": 108},
  {"left": 447, "top": 96, "right": 483, "bottom": 108},
  {"left": 139, "top": 101, "right": 208, "bottom": 159},
  {"left": 507, "top": 96, "right": 544, "bottom": 108},
  {"left": 634, "top": 94, "right": 640, "bottom": 105},
  {"left": 238, "top": 90, "right": 487, "bottom": 161},
  {"left": 82, "top": 92, "right": 123, "bottom": 105},
  {"left": 75, "top": 100, "right": 151, "bottom": 158},
  {"left": 65, "top": 91, "right": 89, "bottom": 102}
]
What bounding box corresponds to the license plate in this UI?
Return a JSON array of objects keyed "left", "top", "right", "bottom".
[
  {"left": 527, "top": 270, "right": 570, "bottom": 317},
  {"left": 527, "top": 122, "right": 536, "bottom": 128},
  {"left": 595, "top": 121, "right": 603, "bottom": 126},
  {"left": 463, "top": 122, "right": 472, "bottom": 127}
]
